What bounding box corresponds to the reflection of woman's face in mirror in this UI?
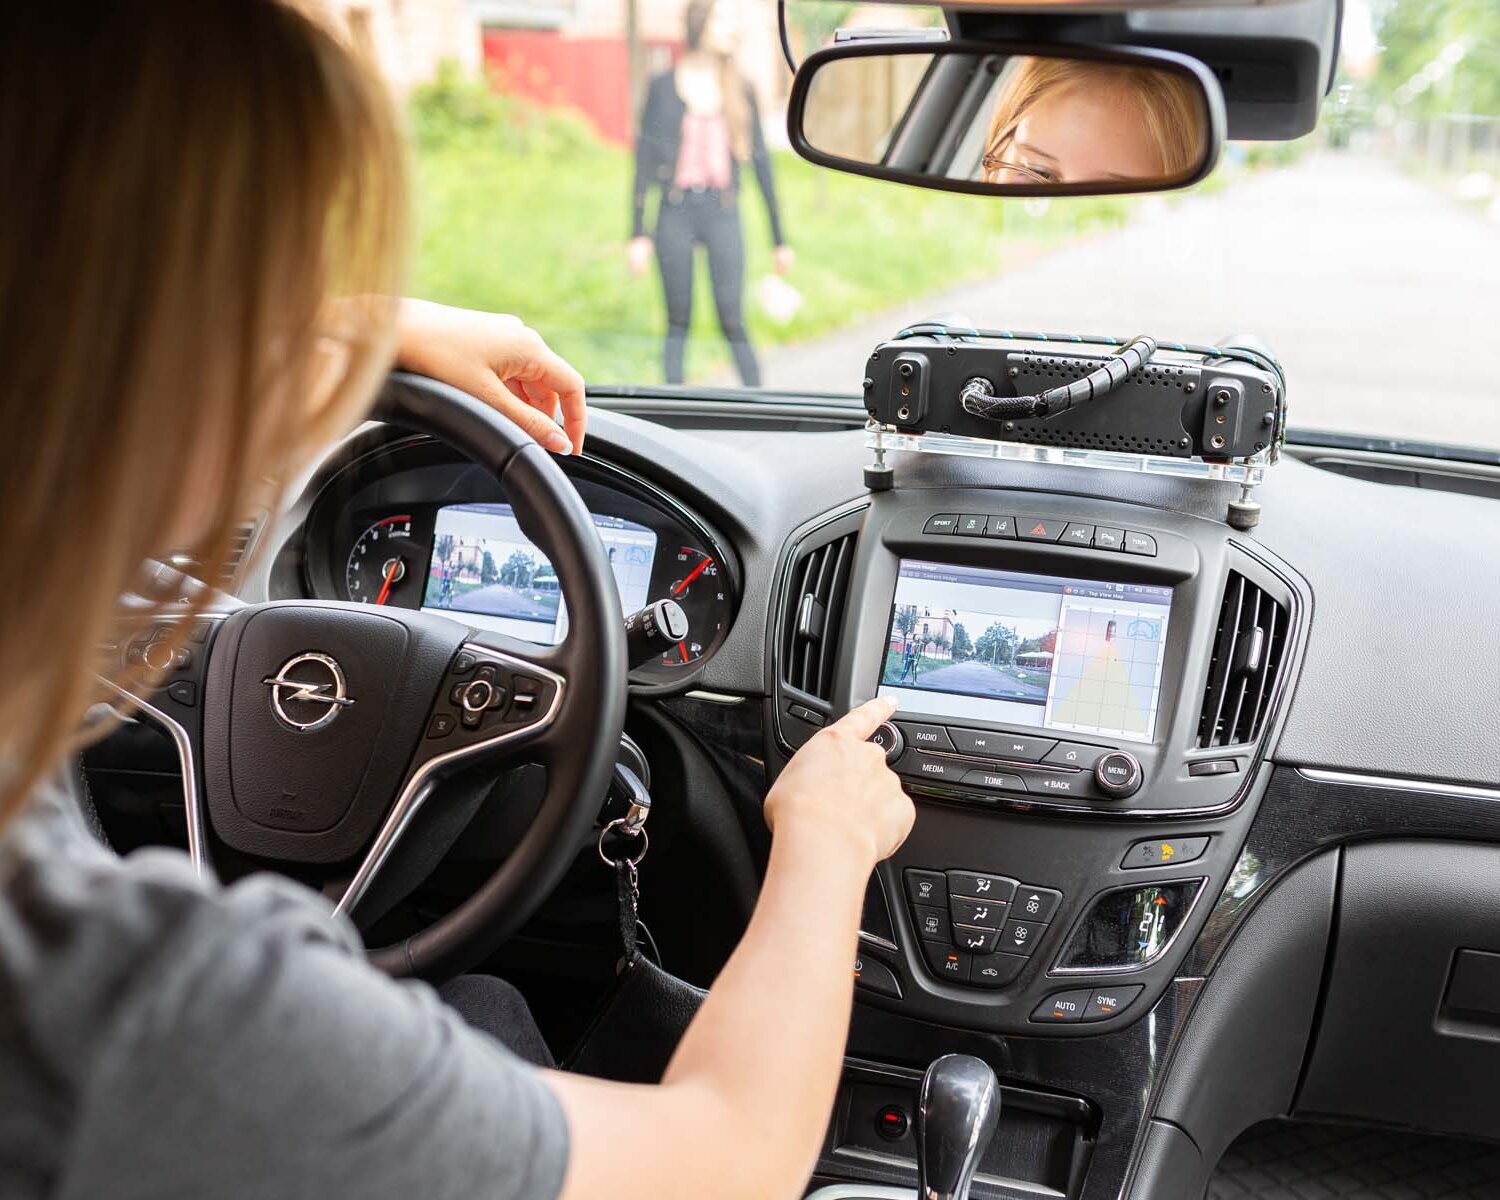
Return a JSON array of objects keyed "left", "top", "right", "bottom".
[{"left": 982, "top": 58, "right": 1206, "bottom": 186}]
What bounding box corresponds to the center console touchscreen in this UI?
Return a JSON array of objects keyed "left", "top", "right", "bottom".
[{"left": 878, "top": 560, "right": 1172, "bottom": 743}]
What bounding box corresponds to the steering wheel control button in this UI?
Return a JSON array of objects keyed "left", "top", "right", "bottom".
[
  {"left": 874, "top": 1103, "right": 910, "bottom": 1142},
  {"left": 1000, "top": 919, "right": 1047, "bottom": 956},
  {"left": 1122, "top": 836, "right": 1209, "bottom": 870},
  {"left": 949, "top": 728, "right": 1055, "bottom": 762},
  {"left": 460, "top": 679, "right": 495, "bottom": 712},
  {"left": 1032, "top": 990, "right": 1093, "bottom": 1024},
  {"left": 983, "top": 515, "right": 1016, "bottom": 539},
  {"left": 1123, "top": 531, "right": 1158, "bottom": 557},
  {"left": 1095, "top": 751, "right": 1144, "bottom": 798},
  {"left": 905, "top": 869, "right": 947, "bottom": 908},
  {"left": 952, "top": 924, "right": 1001, "bottom": 954},
  {"left": 1060, "top": 522, "right": 1095, "bottom": 547},
  {"left": 868, "top": 721, "right": 904, "bottom": 764},
  {"left": 912, "top": 905, "right": 949, "bottom": 942},
  {"left": 451, "top": 651, "right": 477, "bottom": 674},
  {"left": 950, "top": 897, "right": 1006, "bottom": 929},
  {"left": 954, "top": 514, "right": 987, "bottom": 536},
  {"left": 895, "top": 721, "right": 954, "bottom": 752},
  {"left": 1082, "top": 985, "right": 1145, "bottom": 1022},
  {"left": 923, "top": 513, "right": 960, "bottom": 535},
  {"left": 854, "top": 956, "right": 902, "bottom": 1000},
  {"left": 969, "top": 952, "right": 1027, "bottom": 989},
  {"left": 1043, "top": 742, "right": 1106, "bottom": 770},
  {"left": 1011, "top": 886, "right": 1063, "bottom": 923},
  {"left": 947, "top": 871, "right": 1016, "bottom": 905},
  {"left": 1018, "top": 517, "right": 1066, "bottom": 543},
  {"left": 166, "top": 680, "right": 197, "bottom": 707},
  {"left": 922, "top": 942, "right": 971, "bottom": 984},
  {"left": 426, "top": 713, "right": 456, "bottom": 739},
  {"left": 1093, "top": 527, "right": 1125, "bottom": 551}
]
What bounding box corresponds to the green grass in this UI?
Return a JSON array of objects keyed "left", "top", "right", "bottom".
[{"left": 407, "top": 75, "right": 1149, "bottom": 387}]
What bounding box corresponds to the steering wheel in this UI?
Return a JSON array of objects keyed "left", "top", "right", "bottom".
[{"left": 113, "top": 373, "right": 627, "bottom": 980}]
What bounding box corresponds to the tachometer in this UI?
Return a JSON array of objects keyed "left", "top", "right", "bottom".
[
  {"left": 660, "top": 546, "right": 728, "bottom": 665},
  {"left": 346, "top": 515, "right": 417, "bottom": 605}
]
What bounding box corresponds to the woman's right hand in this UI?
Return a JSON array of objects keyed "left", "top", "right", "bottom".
[
  {"left": 626, "top": 236, "right": 653, "bottom": 276},
  {"left": 763, "top": 696, "right": 914, "bottom": 868}
]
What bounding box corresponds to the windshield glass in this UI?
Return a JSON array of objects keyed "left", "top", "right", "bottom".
[{"left": 391, "top": 0, "right": 1500, "bottom": 452}]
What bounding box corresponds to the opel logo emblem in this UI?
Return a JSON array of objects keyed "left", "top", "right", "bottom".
[{"left": 262, "top": 652, "right": 355, "bottom": 732}]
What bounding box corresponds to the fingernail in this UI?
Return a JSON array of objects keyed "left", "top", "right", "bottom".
[{"left": 544, "top": 429, "right": 573, "bottom": 455}]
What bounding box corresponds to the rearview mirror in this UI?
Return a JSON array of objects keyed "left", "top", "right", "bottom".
[{"left": 787, "top": 40, "right": 1224, "bottom": 197}]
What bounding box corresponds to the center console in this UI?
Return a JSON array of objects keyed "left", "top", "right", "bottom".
[{"left": 768, "top": 487, "right": 1303, "bottom": 1040}]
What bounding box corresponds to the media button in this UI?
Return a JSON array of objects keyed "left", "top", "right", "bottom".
[
  {"left": 983, "top": 515, "right": 1016, "bottom": 539},
  {"left": 1060, "top": 522, "right": 1095, "bottom": 547},
  {"left": 896, "top": 722, "right": 955, "bottom": 752},
  {"left": 895, "top": 750, "right": 965, "bottom": 783},
  {"left": 923, "top": 513, "right": 960, "bottom": 535},
  {"left": 949, "top": 728, "right": 1055, "bottom": 761},
  {"left": 954, "top": 514, "right": 987, "bottom": 536},
  {"left": 1017, "top": 517, "right": 1067, "bottom": 542}
]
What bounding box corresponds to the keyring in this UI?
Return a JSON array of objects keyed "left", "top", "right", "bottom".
[{"left": 597, "top": 817, "right": 649, "bottom": 869}]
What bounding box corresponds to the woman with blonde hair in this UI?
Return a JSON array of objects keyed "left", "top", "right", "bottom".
[
  {"left": 981, "top": 55, "right": 1208, "bottom": 185},
  {"left": 0, "top": 5, "right": 911, "bottom": 1199}
]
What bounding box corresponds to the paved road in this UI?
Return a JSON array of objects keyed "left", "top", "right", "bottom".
[
  {"left": 918, "top": 659, "right": 1049, "bottom": 701},
  {"left": 454, "top": 583, "right": 559, "bottom": 621},
  {"left": 761, "top": 153, "right": 1500, "bottom": 450}
]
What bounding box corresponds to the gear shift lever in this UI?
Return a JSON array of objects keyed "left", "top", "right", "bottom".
[{"left": 915, "top": 1054, "right": 1001, "bottom": 1200}]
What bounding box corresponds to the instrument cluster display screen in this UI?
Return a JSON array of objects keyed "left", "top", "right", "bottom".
[
  {"left": 421, "top": 502, "right": 657, "bottom": 643},
  {"left": 878, "top": 559, "right": 1173, "bottom": 743}
]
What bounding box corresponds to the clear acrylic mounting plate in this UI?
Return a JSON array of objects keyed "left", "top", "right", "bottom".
[{"left": 866, "top": 421, "right": 1267, "bottom": 487}]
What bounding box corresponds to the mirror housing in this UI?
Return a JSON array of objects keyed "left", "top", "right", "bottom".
[{"left": 787, "top": 38, "right": 1226, "bottom": 198}]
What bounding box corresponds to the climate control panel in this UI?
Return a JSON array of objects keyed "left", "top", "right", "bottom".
[{"left": 904, "top": 868, "right": 1065, "bottom": 987}]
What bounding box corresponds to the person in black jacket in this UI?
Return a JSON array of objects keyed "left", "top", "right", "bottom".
[{"left": 627, "top": 0, "right": 792, "bottom": 387}]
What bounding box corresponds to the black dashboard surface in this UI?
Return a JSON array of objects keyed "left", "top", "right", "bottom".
[{"left": 486, "top": 407, "right": 1500, "bottom": 788}]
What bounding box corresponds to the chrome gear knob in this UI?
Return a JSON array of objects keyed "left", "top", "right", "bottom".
[{"left": 916, "top": 1053, "right": 1001, "bottom": 1200}]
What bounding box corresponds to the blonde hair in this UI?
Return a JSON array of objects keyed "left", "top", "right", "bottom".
[
  {"left": 982, "top": 56, "right": 1205, "bottom": 183},
  {"left": 0, "top": 3, "right": 408, "bottom": 825}
]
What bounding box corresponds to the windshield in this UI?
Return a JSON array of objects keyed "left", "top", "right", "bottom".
[{"left": 394, "top": 0, "right": 1500, "bottom": 452}]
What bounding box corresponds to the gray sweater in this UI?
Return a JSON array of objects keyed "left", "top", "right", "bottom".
[{"left": 0, "top": 773, "right": 568, "bottom": 1199}]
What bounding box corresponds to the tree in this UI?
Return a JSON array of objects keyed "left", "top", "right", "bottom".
[
  {"left": 951, "top": 623, "right": 973, "bottom": 661},
  {"left": 974, "top": 622, "right": 1018, "bottom": 665},
  {"left": 480, "top": 550, "right": 499, "bottom": 586},
  {"left": 893, "top": 604, "right": 918, "bottom": 643},
  {"left": 500, "top": 549, "right": 536, "bottom": 588}
]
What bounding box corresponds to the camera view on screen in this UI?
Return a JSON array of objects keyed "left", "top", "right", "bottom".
[
  {"left": 422, "top": 503, "right": 656, "bottom": 643},
  {"left": 878, "top": 560, "right": 1172, "bottom": 743}
]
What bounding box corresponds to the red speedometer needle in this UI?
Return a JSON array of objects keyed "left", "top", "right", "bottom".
[
  {"left": 672, "top": 556, "right": 713, "bottom": 595},
  {"left": 677, "top": 641, "right": 689, "bottom": 664},
  {"left": 374, "top": 558, "right": 401, "bottom": 606}
]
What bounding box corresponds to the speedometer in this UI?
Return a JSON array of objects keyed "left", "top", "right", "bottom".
[{"left": 346, "top": 515, "right": 417, "bottom": 605}]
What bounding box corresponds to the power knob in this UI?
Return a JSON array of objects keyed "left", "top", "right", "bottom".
[
  {"left": 1095, "top": 750, "right": 1143, "bottom": 799},
  {"left": 869, "top": 721, "right": 904, "bottom": 765}
]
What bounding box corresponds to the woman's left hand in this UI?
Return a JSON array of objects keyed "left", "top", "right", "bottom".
[
  {"left": 773, "top": 245, "right": 795, "bottom": 276},
  {"left": 394, "top": 300, "right": 586, "bottom": 455}
]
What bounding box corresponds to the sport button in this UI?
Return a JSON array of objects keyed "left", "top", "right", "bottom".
[{"left": 923, "top": 513, "right": 960, "bottom": 535}]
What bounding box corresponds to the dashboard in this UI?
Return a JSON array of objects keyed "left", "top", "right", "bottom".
[{"left": 294, "top": 434, "right": 740, "bottom": 689}]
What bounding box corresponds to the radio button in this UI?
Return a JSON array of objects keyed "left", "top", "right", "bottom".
[
  {"left": 961, "top": 768, "right": 1026, "bottom": 792},
  {"left": 947, "top": 871, "right": 1016, "bottom": 904},
  {"left": 1022, "top": 771, "right": 1100, "bottom": 799},
  {"left": 1011, "top": 885, "right": 1063, "bottom": 923},
  {"left": 895, "top": 751, "right": 965, "bottom": 783},
  {"left": 950, "top": 896, "right": 1006, "bottom": 929},
  {"left": 1018, "top": 517, "right": 1067, "bottom": 542},
  {"left": 970, "top": 952, "right": 1028, "bottom": 988},
  {"left": 922, "top": 942, "right": 972, "bottom": 983},
  {"left": 949, "top": 728, "right": 1055, "bottom": 761},
  {"left": 1043, "top": 742, "right": 1107, "bottom": 770},
  {"left": 923, "top": 513, "right": 960, "bottom": 535},
  {"left": 896, "top": 722, "right": 954, "bottom": 752},
  {"left": 904, "top": 869, "right": 947, "bottom": 907}
]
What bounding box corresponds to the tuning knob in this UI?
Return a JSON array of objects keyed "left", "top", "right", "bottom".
[{"left": 1094, "top": 750, "right": 1143, "bottom": 799}]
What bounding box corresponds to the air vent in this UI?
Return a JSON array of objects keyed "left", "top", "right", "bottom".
[
  {"left": 167, "top": 516, "right": 262, "bottom": 589},
  {"left": 1197, "top": 571, "right": 1289, "bottom": 748},
  {"left": 780, "top": 532, "right": 857, "bottom": 702}
]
